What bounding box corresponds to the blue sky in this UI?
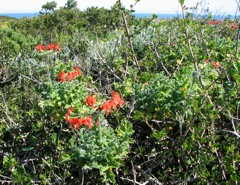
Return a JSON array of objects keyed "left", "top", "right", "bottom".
[{"left": 0, "top": 0, "right": 237, "bottom": 15}]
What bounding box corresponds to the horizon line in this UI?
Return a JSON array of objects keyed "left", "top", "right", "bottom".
[{"left": 0, "top": 12, "right": 236, "bottom": 15}]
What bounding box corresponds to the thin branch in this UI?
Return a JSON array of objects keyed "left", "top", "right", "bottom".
[
  {"left": 0, "top": 92, "right": 17, "bottom": 127},
  {"left": 0, "top": 180, "right": 12, "bottom": 183},
  {"left": 81, "top": 168, "right": 84, "bottom": 185},
  {"left": 215, "top": 129, "right": 240, "bottom": 138},
  {"left": 135, "top": 165, "right": 163, "bottom": 185},
  {"left": 118, "top": 0, "right": 140, "bottom": 71},
  {"left": 120, "top": 177, "right": 148, "bottom": 185},
  {"left": 130, "top": 16, "right": 156, "bottom": 37},
  {"left": 153, "top": 47, "right": 171, "bottom": 76},
  {"left": 0, "top": 174, "right": 12, "bottom": 180},
  {"left": 20, "top": 74, "right": 41, "bottom": 84},
  {"left": 131, "top": 161, "right": 137, "bottom": 185},
  {"left": 214, "top": 149, "right": 227, "bottom": 180},
  {"left": 225, "top": 109, "right": 238, "bottom": 133},
  {"left": 86, "top": 39, "right": 122, "bottom": 82},
  {"left": 0, "top": 75, "right": 16, "bottom": 84}
]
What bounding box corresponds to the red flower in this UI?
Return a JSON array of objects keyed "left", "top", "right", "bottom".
[
  {"left": 36, "top": 42, "right": 61, "bottom": 52},
  {"left": 46, "top": 43, "right": 55, "bottom": 50},
  {"left": 85, "top": 95, "right": 97, "bottom": 109},
  {"left": 57, "top": 66, "right": 81, "bottom": 82},
  {"left": 98, "top": 92, "right": 124, "bottom": 115},
  {"left": 65, "top": 108, "right": 93, "bottom": 130},
  {"left": 215, "top": 20, "right": 222, "bottom": 25},
  {"left": 73, "top": 66, "right": 81, "bottom": 76},
  {"left": 67, "top": 107, "right": 73, "bottom": 114},
  {"left": 108, "top": 100, "right": 117, "bottom": 111},
  {"left": 208, "top": 20, "right": 215, "bottom": 25},
  {"left": 65, "top": 114, "right": 69, "bottom": 121},
  {"left": 84, "top": 116, "right": 93, "bottom": 129},
  {"left": 54, "top": 45, "right": 61, "bottom": 51},
  {"left": 112, "top": 91, "right": 120, "bottom": 99},
  {"left": 112, "top": 91, "right": 124, "bottom": 107},
  {"left": 98, "top": 101, "right": 112, "bottom": 115},
  {"left": 36, "top": 44, "right": 45, "bottom": 51},
  {"left": 213, "top": 61, "right": 219, "bottom": 68},
  {"left": 67, "top": 71, "right": 74, "bottom": 81},
  {"left": 208, "top": 20, "right": 222, "bottom": 25},
  {"left": 65, "top": 107, "right": 73, "bottom": 121},
  {"left": 204, "top": 60, "right": 209, "bottom": 63},
  {"left": 231, "top": 23, "right": 238, "bottom": 30},
  {"left": 69, "top": 118, "right": 85, "bottom": 130},
  {"left": 68, "top": 116, "right": 93, "bottom": 130},
  {"left": 57, "top": 71, "right": 66, "bottom": 82},
  {"left": 45, "top": 43, "right": 61, "bottom": 51}
]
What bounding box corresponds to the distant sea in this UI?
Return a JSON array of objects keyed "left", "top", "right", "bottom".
[
  {"left": 0, "top": 12, "right": 181, "bottom": 19},
  {"left": 0, "top": 12, "right": 237, "bottom": 20},
  {"left": 0, "top": 13, "right": 39, "bottom": 19},
  {"left": 133, "top": 13, "right": 180, "bottom": 19}
]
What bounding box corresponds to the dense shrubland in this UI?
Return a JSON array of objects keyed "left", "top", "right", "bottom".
[{"left": 0, "top": 0, "right": 239, "bottom": 184}]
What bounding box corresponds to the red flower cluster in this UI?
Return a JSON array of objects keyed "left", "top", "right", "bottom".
[
  {"left": 204, "top": 60, "right": 209, "bottom": 63},
  {"left": 36, "top": 42, "right": 61, "bottom": 51},
  {"left": 65, "top": 108, "right": 93, "bottom": 130},
  {"left": 112, "top": 91, "right": 124, "bottom": 106},
  {"left": 56, "top": 66, "right": 81, "bottom": 82},
  {"left": 208, "top": 20, "right": 222, "bottom": 25},
  {"left": 64, "top": 91, "right": 124, "bottom": 130},
  {"left": 69, "top": 115, "right": 93, "bottom": 130},
  {"left": 204, "top": 59, "right": 219, "bottom": 68},
  {"left": 57, "top": 71, "right": 66, "bottom": 82},
  {"left": 208, "top": 21, "right": 238, "bottom": 30},
  {"left": 85, "top": 95, "right": 97, "bottom": 109},
  {"left": 65, "top": 107, "right": 73, "bottom": 121},
  {"left": 36, "top": 44, "right": 45, "bottom": 51},
  {"left": 230, "top": 23, "right": 238, "bottom": 30},
  {"left": 98, "top": 91, "right": 124, "bottom": 115},
  {"left": 213, "top": 61, "right": 219, "bottom": 68}
]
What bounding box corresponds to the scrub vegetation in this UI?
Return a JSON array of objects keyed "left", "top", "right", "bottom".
[{"left": 0, "top": 0, "right": 239, "bottom": 184}]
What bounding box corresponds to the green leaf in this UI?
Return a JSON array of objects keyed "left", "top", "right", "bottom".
[
  {"left": 152, "top": 129, "right": 166, "bottom": 141},
  {"left": 60, "top": 153, "right": 72, "bottom": 163},
  {"left": 51, "top": 132, "right": 57, "bottom": 145},
  {"left": 69, "top": 137, "right": 75, "bottom": 148},
  {"left": 22, "top": 146, "right": 34, "bottom": 151},
  {"left": 178, "top": 0, "right": 185, "bottom": 6}
]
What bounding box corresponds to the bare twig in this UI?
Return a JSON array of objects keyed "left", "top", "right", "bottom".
[
  {"left": 20, "top": 74, "right": 41, "bottom": 84},
  {"left": 215, "top": 129, "right": 240, "bottom": 138},
  {"left": 135, "top": 165, "right": 163, "bottom": 185},
  {"left": 118, "top": 0, "right": 140, "bottom": 71},
  {"left": 0, "top": 180, "right": 12, "bottom": 183},
  {"left": 0, "top": 174, "right": 12, "bottom": 180},
  {"left": 81, "top": 168, "right": 84, "bottom": 185},
  {"left": 225, "top": 109, "right": 238, "bottom": 133},
  {"left": 121, "top": 177, "right": 148, "bottom": 185},
  {"left": 131, "top": 161, "right": 136, "bottom": 185},
  {"left": 214, "top": 149, "right": 227, "bottom": 180},
  {"left": 153, "top": 47, "right": 171, "bottom": 76},
  {"left": 0, "top": 92, "right": 17, "bottom": 127}
]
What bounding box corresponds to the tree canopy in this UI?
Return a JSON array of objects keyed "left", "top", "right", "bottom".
[{"left": 39, "top": 1, "right": 57, "bottom": 14}]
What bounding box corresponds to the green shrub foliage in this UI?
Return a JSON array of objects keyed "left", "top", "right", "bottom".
[{"left": 0, "top": 1, "right": 240, "bottom": 184}]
